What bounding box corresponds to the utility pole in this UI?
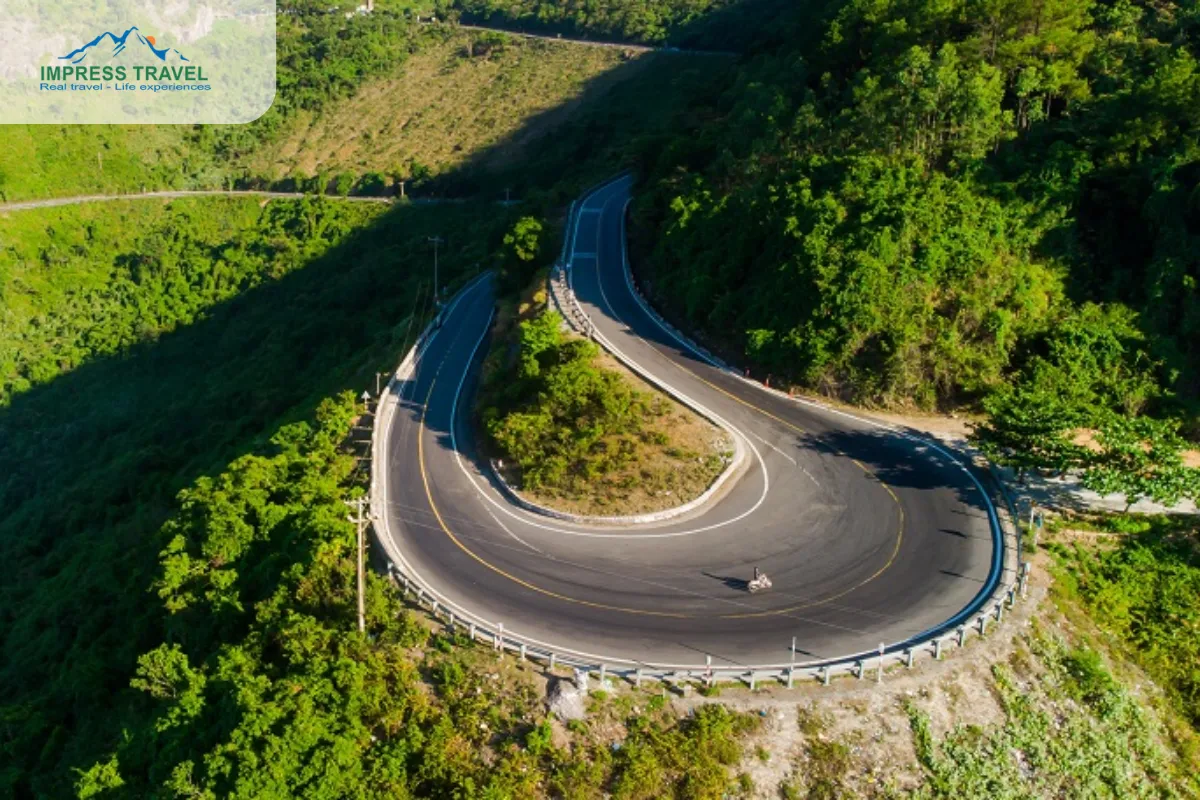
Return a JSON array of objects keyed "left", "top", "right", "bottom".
[
  {"left": 345, "top": 497, "right": 368, "bottom": 634},
  {"left": 427, "top": 236, "right": 444, "bottom": 303}
]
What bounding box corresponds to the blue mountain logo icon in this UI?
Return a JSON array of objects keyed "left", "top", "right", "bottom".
[{"left": 59, "top": 27, "right": 189, "bottom": 64}]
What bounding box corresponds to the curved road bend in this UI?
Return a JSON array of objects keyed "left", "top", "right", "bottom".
[{"left": 383, "top": 176, "right": 998, "bottom": 668}]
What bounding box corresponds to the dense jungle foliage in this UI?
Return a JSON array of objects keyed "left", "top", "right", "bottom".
[
  {"left": 64, "top": 392, "right": 758, "bottom": 798},
  {"left": 0, "top": 198, "right": 509, "bottom": 796},
  {"left": 634, "top": 0, "right": 1200, "bottom": 439}
]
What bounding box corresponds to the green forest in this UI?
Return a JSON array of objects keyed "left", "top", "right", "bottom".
[
  {"left": 0, "top": 197, "right": 511, "bottom": 796},
  {"left": 66, "top": 392, "right": 761, "bottom": 798},
  {"left": 3, "top": 0, "right": 1200, "bottom": 795},
  {"left": 445, "top": 0, "right": 783, "bottom": 46},
  {"left": 633, "top": 0, "right": 1200, "bottom": 473}
]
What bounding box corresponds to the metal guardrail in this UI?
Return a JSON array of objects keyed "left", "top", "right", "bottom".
[{"left": 367, "top": 178, "right": 1031, "bottom": 690}]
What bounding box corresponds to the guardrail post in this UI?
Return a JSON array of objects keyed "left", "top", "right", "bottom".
[
  {"left": 996, "top": 601, "right": 1005, "bottom": 623},
  {"left": 431, "top": 600, "right": 438, "bottom": 616},
  {"left": 786, "top": 668, "right": 795, "bottom": 689},
  {"left": 877, "top": 643, "right": 885, "bottom": 683},
  {"left": 549, "top": 653, "right": 557, "bottom": 670},
  {"left": 906, "top": 648, "right": 915, "bottom": 668},
  {"left": 635, "top": 668, "right": 643, "bottom": 687},
  {"left": 1019, "top": 562, "right": 1031, "bottom": 598},
  {"left": 469, "top": 623, "right": 476, "bottom": 641},
  {"left": 519, "top": 643, "right": 527, "bottom": 661},
  {"left": 705, "top": 655, "right": 713, "bottom": 688},
  {"left": 934, "top": 638, "right": 943, "bottom": 660},
  {"left": 978, "top": 614, "right": 988, "bottom": 636},
  {"left": 1007, "top": 588, "right": 1017, "bottom": 608},
  {"left": 495, "top": 623, "right": 504, "bottom": 651},
  {"left": 856, "top": 661, "right": 864, "bottom": 680},
  {"left": 599, "top": 663, "right": 607, "bottom": 685},
  {"left": 822, "top": 665, "right": 831, "bottom": 686},
  {"left": 958, "top": 626, "right": 967, "bottom": 647},
  {"left": 749, "top": 672, "right": 757, "bottom": 691}
]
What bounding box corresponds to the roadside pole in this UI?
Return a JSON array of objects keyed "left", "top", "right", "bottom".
[
  {"left": 345, "top": 497, "right": 368, "bottom": 634},
  {"left": 428, "top": 236, "right": 444, "bottom": 302}
]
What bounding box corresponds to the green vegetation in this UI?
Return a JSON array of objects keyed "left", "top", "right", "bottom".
[
  {"left": 239, "top": 32, "right": 655, "bottom": 194},
  {"left": 0, "top": 198, "right": 385, "bottom": 405},
  {"left": 0, "top": 3, "right": 438, "bottom": 201},
  {"left": 449, "top": 0, "right": 731, "bottom": 44},
  {"left": 907, "top": 631, "right": 1187, "bottom": 797},
  {"left": 445, "top": 0, "right": 802, "bottom": 48},
  {"left": 0, "top": 197, "right": 509, "bottom": 796},
  {"left": 1051, "top": 515, "right": 1200, "bottom": 733},
  {"left": 62, "top": 392, "right": 758, "bottom": 797},
  {"left": 484, "top": 309, "right": 652, "bottom": 491},
  {"left": 480, "top": 307, "right": 728, "bottom": 513},
  {"left": 0, "top": 15, "right": 666, "bottom": 203},
  {"left": 632, "top": 0, "right": 1200, "bottom": 444},
  {"left": 5, "top": 0, "right": 1200, "bottom": 795}
]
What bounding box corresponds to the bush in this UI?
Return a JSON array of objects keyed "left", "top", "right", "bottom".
[{"left": 486, "top": 310, "right": 652, "bottom": 492}]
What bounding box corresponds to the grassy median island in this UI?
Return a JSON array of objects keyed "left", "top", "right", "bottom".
[{"left": 478, "top": 288, "right": 731, "bottom": 517}]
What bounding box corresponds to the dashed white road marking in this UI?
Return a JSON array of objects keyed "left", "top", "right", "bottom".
[
  {"left": 485, "top": 503, "right": 544, "bottom": 554},
  {"left": 749, "top": 430, "right": 797, "bottom": 465}
]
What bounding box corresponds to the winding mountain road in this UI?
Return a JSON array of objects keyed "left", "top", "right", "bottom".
[{"left": 380, "top": 176, "right": 1004, "bottom": 669}]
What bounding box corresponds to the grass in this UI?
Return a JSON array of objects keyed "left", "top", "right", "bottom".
[
  {"left": 0, "top": 31, "right": 671, "bottom": 204},
  {"left": 0, "top": 125, "right": 201, "bottom": 202},
  {"left": 479, "top": 274, "right": 730, "bottom": 517},
  {"left": 905, "top": 629, "right": 1189, "bottom": 798},
  {"left": 249, "top": 32, "right": 655, "bottom": 185},
  {"left": 1045, "top": 512, "right": 1200, "bottom": 768},
  {"left": 513, "top": 341, "right": 732, "bottom": 516}
]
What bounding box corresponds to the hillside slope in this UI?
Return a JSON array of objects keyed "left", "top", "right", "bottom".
[
  {"left": 634, "top": 0, "right": 1199, "bottom": 421},
  {"left": 0, "top": 27, "right": 661, "bottom": 202}
]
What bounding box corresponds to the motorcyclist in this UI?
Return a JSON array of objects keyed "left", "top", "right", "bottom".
[{"left": 749, "top": 567, "right": 771, "bottom": 593}]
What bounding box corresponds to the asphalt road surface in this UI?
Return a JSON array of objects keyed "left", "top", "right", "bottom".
[{"left": 382, "top": 176, "right": 1000, "bottom": 669}]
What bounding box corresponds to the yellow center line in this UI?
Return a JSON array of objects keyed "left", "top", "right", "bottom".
[
  {"left": 413, "top": 243, "right": 906, "bottom": 621},
  {"left": 638, "top": 348, "right": 906, "bottom": 618},
  {"left": 417, "top": 362, "right": 690, "bottom": 619}
]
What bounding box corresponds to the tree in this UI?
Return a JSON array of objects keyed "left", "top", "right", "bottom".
[
  {"left": 1081, "top": 416, "right": 1200, "bottom": 510},
  {"left": 972, "top": 383, "right": 1086, "bottom": 476},
  {"left": 73, "top": 756, "right": 124, "bottom": 799},
  {"left": 504, "top": 216, "right": 544, "bottom": 264},
  {"left": 333, "top": 171, "right": 356, "bottom": 196},
  {"left": 130, "top": 644, "right": 208, "bottom": 732}
]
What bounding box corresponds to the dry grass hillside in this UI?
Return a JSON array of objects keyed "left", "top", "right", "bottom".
[{"left": 248, "top": 32, "right": 657, "bottom": 183}]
